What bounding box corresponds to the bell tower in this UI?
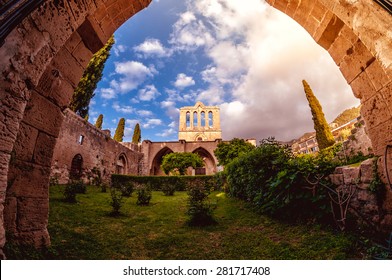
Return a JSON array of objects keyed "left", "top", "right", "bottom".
[{"left": 178, "top": 101, "right": 222, "bottom": 141}]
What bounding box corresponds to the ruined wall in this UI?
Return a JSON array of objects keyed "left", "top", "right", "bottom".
[
  {"left": 340, "top": 116, "right": 373, "bottom": 158},
  {"left": 50, "top": 109, "right": 143, "bottom": 185},
  {"left": 330, "top": 158, "right": 392, "bottom": 231}
]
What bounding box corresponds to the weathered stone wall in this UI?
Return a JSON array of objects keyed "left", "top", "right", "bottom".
[
  {"left": 50, "top": 109, "right": 143, "bottom": 185},
  {"left": 330, "top": 158, "right": 392, "bottom": 231},
  {"left": 340, "top": 117, "right": 373, "bottom": 158},
  {"left": 0, "top": 0, "right": 152, "bottom": 255}
]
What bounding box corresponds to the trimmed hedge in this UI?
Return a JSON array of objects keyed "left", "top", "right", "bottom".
[{"left": 111, "top": 175, "right": 219, "bottom": 192}]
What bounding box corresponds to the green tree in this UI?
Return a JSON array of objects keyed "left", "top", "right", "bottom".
[
  {"left": 302, "top": 80, "right": 335, "bottom": 150},
  {"left": 114, "top": 118, "right": 125, "bottom": 142},
  {"left": 69, "top": 36, "right": 115, "bottom": 118},
  {"left": 161, "top": 152, "right": 204, "bottom": 175},
  {"left": 132, "top": 123, "right": 141, "bottom": 144},
  {"left": 214, "top": 138, "right": 255, "bottom": 166},
  {"left": 95, "top": 114, "right": 103, "bottom": 129}
]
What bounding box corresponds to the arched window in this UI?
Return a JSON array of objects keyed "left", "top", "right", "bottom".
[
  {"left": 201, "top": 111, "right": 206, "bottom": 127},
  {"left": 186, "top": 111, "right": 190, "bottom": 127},
  {"left": 208, "top": 111, "right": 213, "bottom": 127},
  {"left": 193, "top": 111, "right": 198, "bottom": 127},
  {"left": 70, "top": 154, "right": 83, "bottom": 179}
]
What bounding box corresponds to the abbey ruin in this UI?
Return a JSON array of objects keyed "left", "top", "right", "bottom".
[{"left": 0, "top": 0, "right": 392, "bottom": 258}]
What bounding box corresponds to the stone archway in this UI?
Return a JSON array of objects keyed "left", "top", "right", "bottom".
[
  {"left": 116, "top": 153, "right": 128, "bottom": 175},
  {"left": 192, "top": 147, "right": 216, "bottom": 175},
  {"left": 150, "top": 147, "right": 173, "bottom": 175},
  {"left": 0, "top": 0, "right": 391, "bottom": 256}
]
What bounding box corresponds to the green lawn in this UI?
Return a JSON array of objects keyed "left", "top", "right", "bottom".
[{"left": 6, "top": 185, "right": 359, "bottom": 259}]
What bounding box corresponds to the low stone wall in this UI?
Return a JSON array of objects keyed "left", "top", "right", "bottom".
[
  {"left": 329, "top": 158, "right": 392, "bottom": 232},
  {"left": 340, "top": 117, "right": 373, "bottom": 158}
]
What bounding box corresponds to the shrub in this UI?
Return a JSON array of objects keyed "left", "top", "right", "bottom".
[
  {"left": 186, "top": 178, "right": 217, "bottom": 226},
  {"left": 109, "top": 187, "right": 124, "bottom": 216},
  {"left": 136, "top": 184, "right": 152, "bottom": 206},
  {"left": 120, "top": 182, "right": 134, "bottom": 197},
  {"left": 161, "top": 182, "right": 176, "bottom": 196},
  {"left": 63, "top": 184, "right": 77, "bottom": 203},
  {"left": 225, "top": 138, "right": 340, "bottom": 222}
]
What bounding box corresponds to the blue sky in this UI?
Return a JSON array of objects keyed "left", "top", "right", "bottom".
[{"left": 89, "top": 0, "right": 360, "bottom": 143}]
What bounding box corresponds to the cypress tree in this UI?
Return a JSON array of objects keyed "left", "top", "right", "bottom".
[
  {"left": 114, "top": 118, "right": 125, "bottom": 142},
  {"left": 302, "top": 80, "right": 335, "bottom": 150},
  {"left": 95, "top": 114, "right": 103, "bottom": 129},
  {"left": 132, "top": 123, "right": 141, "bottom": 144},
  {"left": 69, "top": 35, "right": 115, "bottom": 118}
]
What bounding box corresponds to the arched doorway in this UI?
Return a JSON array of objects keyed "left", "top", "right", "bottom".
[
  {"left": 116, "top": 154, "right": 128, "bottom": 175},
  {"left": 70, "top": 154, "right": 83, "bottom": 180},
  {"left": 192, "top": 148, "right": 216, "bottom": 175},
  {"left": 150, "top": 147, "right": 173, "bottom": 175},
  {"left": 0, "top": 0, "right": 391, "bottom": 253}
]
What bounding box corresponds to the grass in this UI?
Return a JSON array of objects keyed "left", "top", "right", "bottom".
[{"left": 5, "top": 185, "right": 360, "bottom": 259}]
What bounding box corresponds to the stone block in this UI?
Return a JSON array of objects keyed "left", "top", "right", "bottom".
[
  {"left": 7, "top": 160, "right": 50, "bottom": 198},
  {"left": 360, "top": 158, "right": 375, "bottom": 184},
  {"left": 339, "top": 40, "right": 375, "bottom": 83},
  {"left": 329, "top": 173, "right": 343, "bottom": 186},
  {"left": 23, "top": 91, "right": 65, "bottom": 137},
  {"left": 17, "top": 197, "right": 49, "bottom": 232},
  {"left": 64, "top": 31, "right": 83, "bottom": 54},
  {"left": 51, "top": 47, "right": 85, "bottom": 88},
  {"left": 367, "top": 119, "right": 392, "bottom": 156},
  {"left": 361, "top": 93, "right": 391, "bottom": 128},
  {"left": 357, "top": 189, "right": 374, "bottom": 202},
  {"left": 365, "top": 59, "right": 390, "bottom": 92},
  {"left": 318, "top": 15, "right": 345, "bottom": 51},
  {"left": 342, "top": 166, "right": 360, "bottom": 184},
  {"left": 13, "top": 122, "right": 39, "bottom": 163},
  {"left": 3, "top": 197, "right": 17, "bottom": 233},
  {"left": 36, "top": 64, "right": 75, "bottom": 110},
  {"left": 33, "top": 132, "right": 58, "bottom": 167},
  {"left": 380, "top": 214, "right": 392, "bottom": 231},
  {"left": 71, "top": 40, "right": 94, "bottom": 69},
  {"left": 286, "top": 0, "right": 301, "bottom": 18},
  {"left": 12, "top": 229, "right": 50, "bottom": 248},
  {"left": 380, "top": 82, "right": 392, "bottom": 111},
  {"left": 0, "top": 89, "right": 28, "bottom": 154},
  {"left": 349, "top": 70, "right": 376, "bottom": 101}
]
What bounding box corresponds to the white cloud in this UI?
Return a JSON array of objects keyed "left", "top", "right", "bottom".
[
  {"left": 112, "top": 102, "right": 134, "bottom": 114},
  {"left": 174, "top": 73, "right": 195, "bottom": 89},
  {"left": 100, "top": 88, "right": 117, "bottom": 99},
  {"left": 171, "top": 0, "right": 359, "bottom": 141},
  {"left": 134, "top": 38, "right": 171, "bottom": 57},
  {"left": 169, "top": 11, "right": 215, "bottom": 52},
  {"left": 142, "top": 118, "right": 163, "bottom": 129},
  {"left": 113, "top": 44, "right": 127, "bottom": 57},
  {"left": 138, "top": 84, "right": 161, "bottom": 101},
  {"left": 137, "top": 110, "right": 154, "bottom": 117},
  {"left": 113, "top": 61, "right": 157, "bottom": 93}
]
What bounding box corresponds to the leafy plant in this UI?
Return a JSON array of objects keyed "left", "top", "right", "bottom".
[
  {"left": 186, "top": 178, "right": 217, "bottom": 226},
  {"left": 214, "top": 138, "right": 255, "bottom": 166},
  {"left": 161, "top": 182, "right": 176, "bottom": 196},
  {"left": 109, "top": 187, "right": 124, "bottom": 216},
  {"left": 63, "top": 184, "right": 77, "bottom": 203},
  {"left": 136, "top": 184, "right": 152, "bottom": 206},
  {"left": 120, "top": 182, "right": 134, "bottom": 197},
  {"left": 161, "top": 152, "right": 204, "bottom": 175}
]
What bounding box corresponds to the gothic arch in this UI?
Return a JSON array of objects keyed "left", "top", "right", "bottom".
[
  {"left": 150, "top": 147, "right": 173, "bottom": 175},
  {"left": 0, "top": 0, "right": 391, "bottom": 254},
  {"left": 192, "top": 147, "right": 216, "bottom": 175},
  {"left": 116, "top": 153, "right": 128, "bottom": 175}
]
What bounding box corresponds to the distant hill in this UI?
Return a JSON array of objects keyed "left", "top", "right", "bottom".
[{"left": 332, "top": 106, "right": 361, "bottom": 127}]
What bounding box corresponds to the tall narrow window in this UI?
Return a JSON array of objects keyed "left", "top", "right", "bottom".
[
  {"left": 201, "top": 111, "right": 206, "bottom": 127},
  {"left": 186, "top": 112, "right": 190, "bottom": 127},
  {"left": 208, "top": 111, "right": 213, "bottom": 127},
  {"left": 193, "top": 111, "right": 198, "bottom": 127}
]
